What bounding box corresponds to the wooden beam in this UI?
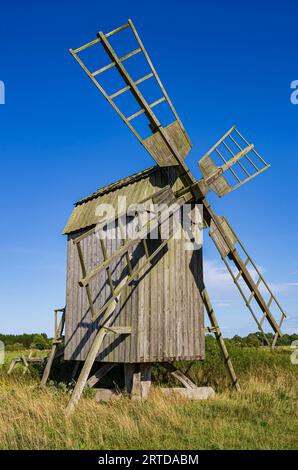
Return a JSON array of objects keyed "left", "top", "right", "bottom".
[
  {"left": 7, "top": 358, "right": 18, "bottom": 375},
  {"left": 162, "top": 362, "right": 198, "bottom": 389},
  {"left": 203, "top": 200, "right": 282, "bottom": 337},
  {"left": 202, "top": 287, "right": 240, "bottom": 391},
  {"left": 124, "top": 363, "right": 151, "bottom": 400},
  {"left": 66, "top": 328, "right": 109, "bottom": 414},
  {"left": 21, "top": 355, "right": 29, "bottom": 375},
  {"left": 66, "top": 296, "right": 120, "bottom": 413},
  {"left": 41, "top": 309, "right": 65, "bottom": 386},
  {"left": 87, "top": 363, "right": 115, "bottom": 388}
]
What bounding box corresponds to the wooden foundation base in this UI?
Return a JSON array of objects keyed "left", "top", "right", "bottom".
[{"left": 124, "top": 363, "right": 152, "bottom": 400}]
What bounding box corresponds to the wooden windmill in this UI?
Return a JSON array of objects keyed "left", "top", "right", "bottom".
[{"left": 42, "top": 20, "right": 286, "bottom": 412}]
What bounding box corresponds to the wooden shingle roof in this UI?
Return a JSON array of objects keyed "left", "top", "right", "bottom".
[{"left": 64, "top": 166, "right": 160, "bottom": 234}]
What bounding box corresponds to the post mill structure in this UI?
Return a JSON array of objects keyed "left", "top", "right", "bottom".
[{"left": 39, "top": 19, "right": 286, "bottom": 412}]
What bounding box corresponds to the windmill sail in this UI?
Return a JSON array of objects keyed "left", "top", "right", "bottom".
[
  {"left": 203, "top": 200, "right": 286, "bottom": 343},
  {"left": 70, "top": 20, "right": 192, "bottom": 168},
  {"left": 199, "top": 126, "right": 270, "bottom": 197}
]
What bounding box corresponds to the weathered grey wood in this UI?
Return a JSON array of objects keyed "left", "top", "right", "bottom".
[
  {"left": 162, "top": 362, "right": 198, "bottom": 389},
  {"left": 66, "top": 301, "right": 116, "bottom": 413},
  {"left": 124, "top": 364, "right": 137, "bottom": 397},
  {"left": 41, "top": 346, "right": 57, "bottom": 386},
  {"left": 41, "top": 310, "right": 65, "bottom": 386},
  {"left": 8, "top": 356, "right": 45, "bottom": 375},
  {"left": 7, "top": 358, "right": 18, "bottom": 375},
  {"left": 95, "top": 388, "right": 121, "bottom": 402},
  {"left": 64, "top": 167, "right": 205, "bottom": 364},
  {"left": 160, "top": 387, "right": 215, "bottom": 400},
  {"left": 124, "top": 363, "right": 152, "bottom": 400},
  {"left": 21, "top": 355, "right": 29, "bottom": 375},
  {"left": 140, "top": 364, "right": 152, "bottom": 399},
  {"left": 86, "top": 363, "right": 115, "bottom": 388}
]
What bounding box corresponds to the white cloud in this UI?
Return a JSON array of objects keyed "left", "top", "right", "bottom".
[{"left": 203, "top": 258, "right": 265, "bottom": 301}]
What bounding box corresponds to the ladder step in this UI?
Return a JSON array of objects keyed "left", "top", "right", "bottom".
[
  {"left": 73, "top": 38, "right": 101, "bottom": 54},
  {"left": 247, "top": 276, "right": 262, "bottom": 305},
  {"left": 103, "top": 22, "right": 130, "bottom": 39},
  {"left": 267, "top": 295, "right": 273, "bottom": 308},
  {"left": 52, "top": 336, "right": 64, "bottom": 345},
  {"left": 74, "top": 23, "right": 130, "bottom": 54},
  {"left": 92, "top": 48, "right": 142, "bottom": 77},
  {"left": 127, "top": 97, "right": 166, "bottom": 121},
  {"left": 109, "top": 73, "right": 154, "bottom": 99},
  {"left": 235, "top": 257, "right": 250, "bottom": 281},
  {"left": 259, "top": 312, "right": 267, "bottom": 327},
  {"left": 205, "top": 326, "right": 220, "bottom": 333}
]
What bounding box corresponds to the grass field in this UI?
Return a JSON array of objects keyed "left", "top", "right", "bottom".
[{"left": 0, "top": 340, "right": 297, "bottom": 450}]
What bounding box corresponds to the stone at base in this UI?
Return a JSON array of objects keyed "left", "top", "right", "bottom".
[
  {"left": 95, "top": 388, "right": 121, "bottom": 402},
  {"left": 160, "top": 387, "right": 215, "bottom": 400}
]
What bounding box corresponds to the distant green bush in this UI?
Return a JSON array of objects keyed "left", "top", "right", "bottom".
[{"left": 0, "top": 333, "right": 52, "bottom": 350}]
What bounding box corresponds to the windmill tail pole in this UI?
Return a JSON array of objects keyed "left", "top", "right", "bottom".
[{"left": 66, "top": 325, "right": 108, "bottom": 415}]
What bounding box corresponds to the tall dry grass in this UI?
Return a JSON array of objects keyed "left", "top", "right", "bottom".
[{"left": 0, "top": 345, "right": 297, "bottom": 450}]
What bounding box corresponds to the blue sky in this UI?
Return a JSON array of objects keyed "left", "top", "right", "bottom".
[{"left": 0, "top": 0, "right": 297, "bottom": 336}]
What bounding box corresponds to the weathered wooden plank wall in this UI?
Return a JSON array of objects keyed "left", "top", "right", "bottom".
[{"left": 64, "top": 168, "right": 205, "bottom": 363}]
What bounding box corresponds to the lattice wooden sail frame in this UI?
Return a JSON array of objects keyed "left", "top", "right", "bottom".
[
  {"left": 203, "top": 201, "right": 285, "bottom": 339},
  {"left": 70, "top": 19, "right": 192, "bottom": 167},
  {"left": 199, "top": 126, "right": 270, "bottom": 197},
  {"left": 208, "top": 215, "right": 286, "bottom": 344}
]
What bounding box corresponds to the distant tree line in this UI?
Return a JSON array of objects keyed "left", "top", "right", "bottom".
[
  {"left": 228, "top": 332, "right": 298, "bottom": 347},
  {"left": 0, "top": 333, "right": 52, "bottom": 350},
  {"left": 0, "top": 331, "right": 297, "bottom": 351}
]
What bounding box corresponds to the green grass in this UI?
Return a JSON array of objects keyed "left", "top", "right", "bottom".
[{"left": 0, "top": 341, "right": 297, "bottom": 450}]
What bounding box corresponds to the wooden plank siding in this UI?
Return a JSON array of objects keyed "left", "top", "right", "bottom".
[{"left": 64, "top": 167, "right": 205, "bottom": 363}]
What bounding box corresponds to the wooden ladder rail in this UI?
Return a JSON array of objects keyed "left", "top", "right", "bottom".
[
  {"left": 41, "top": 308, "right": 65, "bottom": 386},
  {"left": 202, "top": 199, "right": 283, "bottom": 340},
  {"left": 202, "top": 287, "right": 240, "bottom": 391}
]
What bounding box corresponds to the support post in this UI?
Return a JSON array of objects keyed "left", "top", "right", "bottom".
[
  {"left": 87, "top": 363, "right": 115, "bottom": 388},
  {"left": 202, "top": 287, "right": 240, "bottom": 391},
  {"left": 7, "top": 358, "right": 19, "bottom": 375},
  {"left": 124, "top": 363, "right": 151, "bottom": 400},
  {"left": 71, "top": 361, "right": 81, "bottom": 381},
  {"left": 162, "top": 362, "right": 198, "bottom": 389},
  {"left": 66, "top": 326, "right": 109, "bottom": 414},
  {"left": 21, "top": 354, "right": 30, "bottom": 375},
  {"left": 41, "top": 308, "right": 65, "bottom": 386}
]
